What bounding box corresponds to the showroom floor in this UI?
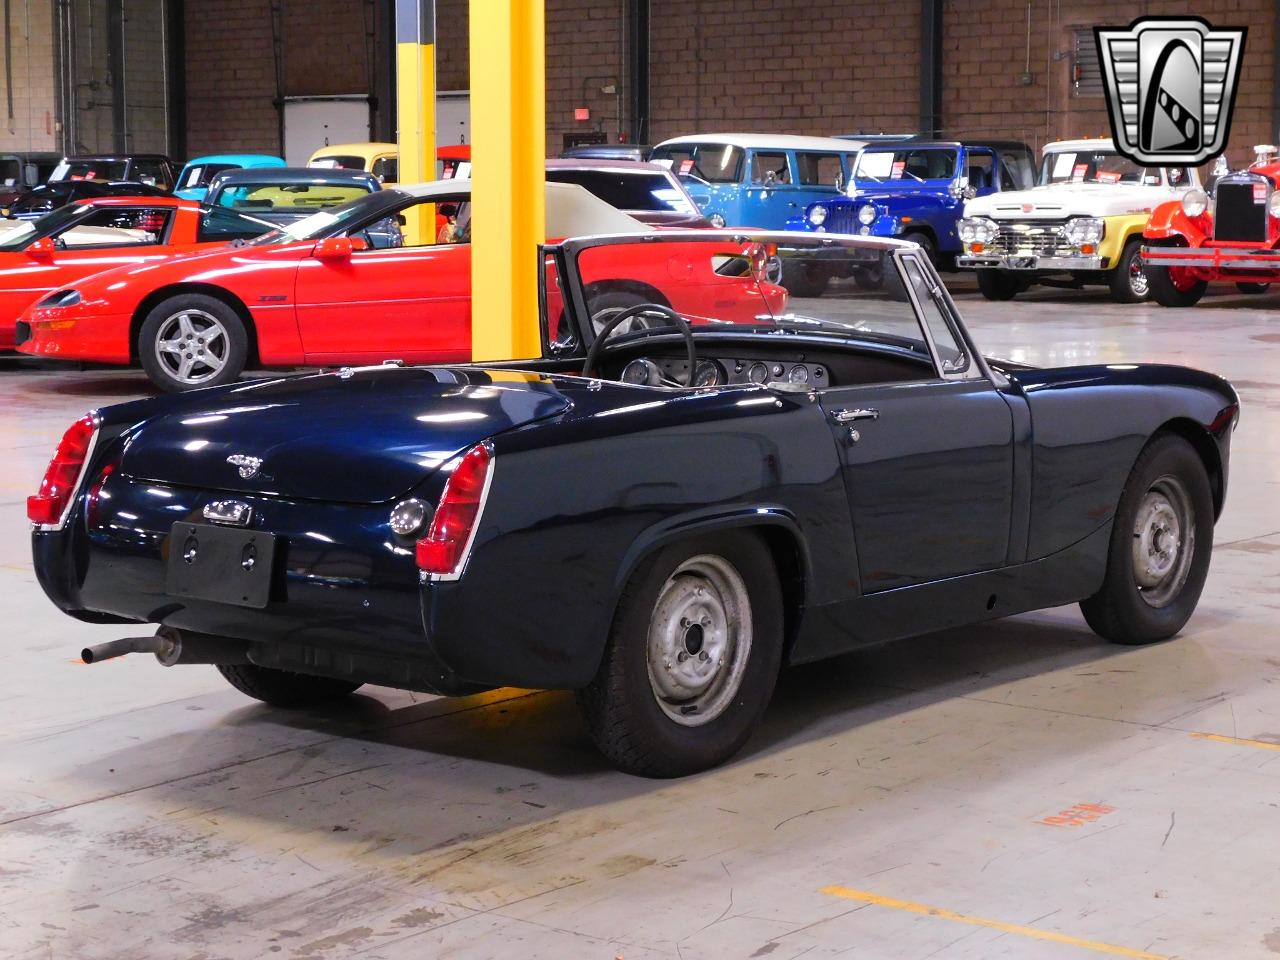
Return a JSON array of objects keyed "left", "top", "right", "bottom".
[{"left": 1, "top": 278, "right": 1278, "bottom": 960}]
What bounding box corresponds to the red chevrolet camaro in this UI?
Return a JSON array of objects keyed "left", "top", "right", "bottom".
[
  {"left": 17, "top": 181, "right": 787, "bottom": 391},
  {"left": 0, "top": 196, "right": 273, "bottom": 350}
]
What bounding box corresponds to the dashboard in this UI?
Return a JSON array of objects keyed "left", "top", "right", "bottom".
[{"left": 619, "top": 355, "right": 830, "bottom": 389}]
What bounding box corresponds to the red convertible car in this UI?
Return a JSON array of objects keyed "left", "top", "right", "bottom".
[
  {"left": 17, "top": 181, "right": 787, "bottom": 391},
  {"left": 0, "top": 196, "right": 273, "bottom": 350}
]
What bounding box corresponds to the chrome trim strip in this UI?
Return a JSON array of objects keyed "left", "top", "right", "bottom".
[{"left": 956, "top": 255, "right": 1103, "bottom": 271}]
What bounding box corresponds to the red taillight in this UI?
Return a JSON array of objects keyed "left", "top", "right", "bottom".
[
  {"left": 416, "top": 443, "right": 492, "bottom": 576},
  {"left": 28, "top": 413, "right": 98, "bottom": 526}
]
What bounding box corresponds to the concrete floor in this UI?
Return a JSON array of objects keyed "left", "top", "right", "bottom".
[{"left": 1, "top": 277, "right": 1278, "bottom": 960}]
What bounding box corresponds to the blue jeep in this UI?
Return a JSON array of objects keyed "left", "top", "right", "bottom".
[
  {"left": 649, "top": 134, "right": 860, "bottom": 229},
  {"left": 784, "top": 139, "right": 1035, "bottom": 292}
]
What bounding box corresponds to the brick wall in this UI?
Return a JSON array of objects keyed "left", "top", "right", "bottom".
[
  {"left": 177, "top": 0, "right": 1277, "bottom": 165},
  {"left": 0, "top": 1, "right": 57, "bottom": 153}
]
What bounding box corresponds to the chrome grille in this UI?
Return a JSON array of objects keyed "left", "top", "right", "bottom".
[{"left": 989, "top": 220, "right": 1072, "bottom": 257}]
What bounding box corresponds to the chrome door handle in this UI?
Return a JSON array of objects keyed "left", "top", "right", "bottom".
[{"left": 831, "top": 408, "right": 879, "bottom": 423}]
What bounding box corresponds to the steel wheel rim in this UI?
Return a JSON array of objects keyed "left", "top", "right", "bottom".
[
  {"left": 646, "top": 554, "right": 752, "bottom": 727},
  {"left": 1132, "top": 475, "right": 1196, "bottom": 608},
  {"left": 591, "top": 305, "right": 649, "bottom": 336},
  {"left": 1128, "top": 255, "right": 1149, "bottom": 297},
  {"left": 154, "top": 309, "right": 230, "bottom": 386}
]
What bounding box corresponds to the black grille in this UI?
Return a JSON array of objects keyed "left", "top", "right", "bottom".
[
  {"left": 1214, "top": 181, "right": 1268, "bottom": 242},
  {"left": 826, "top": 206, "right": 862, "bottom": 235}
]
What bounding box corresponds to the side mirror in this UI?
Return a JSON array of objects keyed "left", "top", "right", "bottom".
[
  {"left": 26, "top": 237, "right": 55, "bottom": 259},
  {"left": 313, "top": 236, "right": 367, "bottom": 260}
]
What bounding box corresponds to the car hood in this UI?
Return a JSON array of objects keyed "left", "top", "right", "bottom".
[
  {"left": 965, "top": 183, "right": 1186, "bottom": 219},
  {"left": 116, "top": 366, "right": 572, "bottom": 504}
]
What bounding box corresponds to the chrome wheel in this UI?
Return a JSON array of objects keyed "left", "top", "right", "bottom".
[
  {"left": 1132, "top": 475, "right": 1196, "bottom": 608},
  {"left": 646, "top": 554, "right": 752, "bottom": 726},
  {"left": 1128, "top": 255, "right": 1150, "bottom": 298},
  {"left": 153, "top": 308, "right": 230, "bottom": 386}
]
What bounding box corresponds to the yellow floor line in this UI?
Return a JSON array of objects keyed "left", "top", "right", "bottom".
[
  {"left": 819, "top": 886, "right": 1168, "bottom": 959},
  {"left": 1190, "top": 732, "right": 1280, "bottom": 752}
]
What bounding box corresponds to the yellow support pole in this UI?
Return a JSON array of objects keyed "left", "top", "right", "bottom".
[
  {"left": 469, "top": 0, "right": 545, "bottom": 361},
  {"left": 396, "top": 0, "right": 436, "bottom": 245}
]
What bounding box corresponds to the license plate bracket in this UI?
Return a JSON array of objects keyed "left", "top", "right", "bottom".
[{"left": 166, "top": 522, "right": 278, "bottom": 609}]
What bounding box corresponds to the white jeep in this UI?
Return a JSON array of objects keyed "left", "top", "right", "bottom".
[{"left": 956, "top": 138, "right": 1199, "bottom": 302}]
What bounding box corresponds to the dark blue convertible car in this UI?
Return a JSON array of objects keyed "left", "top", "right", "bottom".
[{"left": 29, "top": 233, "right": 1238, "bottom": 776}]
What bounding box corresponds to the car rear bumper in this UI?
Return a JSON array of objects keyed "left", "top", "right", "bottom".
[
  {"left": 16, "top": 312, "right": 132, "bottom": 363},
  {"left": 957, "top": 253, "right": 1104, "bottom": 271}
]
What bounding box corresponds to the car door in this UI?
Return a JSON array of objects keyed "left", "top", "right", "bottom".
[
  {"left": 291, "top": 196, "right": 471, "bottom": 364},
  {"left": 817, "top": 251, "right": 1015, "bottom": 591},
  {"left": 743, "top": 149, "right": 802, "bottom": 228}
]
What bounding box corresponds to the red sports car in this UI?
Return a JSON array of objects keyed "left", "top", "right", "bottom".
[
  {"left": 0, "top": 196, "right": 273, "bottom": 350},
  {"left": 17, "top": 181, "right": 787, "bottom": 391}
]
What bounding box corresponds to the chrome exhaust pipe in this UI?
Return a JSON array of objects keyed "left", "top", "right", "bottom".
[{"left": 81, "top": 626, "right": 249, "bottom": 666}]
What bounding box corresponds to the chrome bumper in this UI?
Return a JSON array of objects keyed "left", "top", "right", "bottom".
[
  {"left": 1140, "top": 245, "right": 1280, "bottom": 271},
  {"left": 957, "top": 254, "right": 1104, "bottom": 271}
]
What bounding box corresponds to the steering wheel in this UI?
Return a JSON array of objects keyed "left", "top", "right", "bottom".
[{"left": 581, "top": 302, "right": 697, "bottom": 386}]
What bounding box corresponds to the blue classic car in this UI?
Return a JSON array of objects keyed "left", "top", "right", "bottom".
[
  {"left": 785, "top": 140, "right": 1035, "bottom": 291},
  {"left": 174, "top": 154, "right": 286, "bottom": 201},
  {"left": 650, "top": 134, "right": 862, "bottom": 229},
  {"left": 30, "top": 232, "right": 1237, "bottom": 776}
]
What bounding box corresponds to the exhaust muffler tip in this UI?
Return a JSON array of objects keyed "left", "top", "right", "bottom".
[{"left": 81, "top": 635, "right": 172, "bottom": 664}]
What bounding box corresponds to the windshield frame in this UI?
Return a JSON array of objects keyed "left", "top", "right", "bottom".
[
  {"left": 552, "top": 230, "right": 992, "bottom": 387},
  {"left": 854, "top": 147, "right": 960, "bottom": 184}
]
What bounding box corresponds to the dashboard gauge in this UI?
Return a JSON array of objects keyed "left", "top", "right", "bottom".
[
  {"left": 693, "top": 359, "right": 724, "bottom": 387},
  {"left": 621, "top": 358, "right": 659, "bottom": 385},
  {"left": 747, "top": 362, "right": 769, "bottom": 384},
  {"left": 772, "top": 363, "right": 785, "bottom": 378},
  {"left": 787, "top": 364, "right": 811, "bottom": 385}
]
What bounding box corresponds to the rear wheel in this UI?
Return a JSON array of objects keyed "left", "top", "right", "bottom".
[
  {"left": 139, "top": 294, "right": 248, "bottom": 392},
  {"left": 1080, "top": 434, "right": 1214, "bottom": 644},
  {"left": 217, "top": 664, "right": 362, "bottom": 707},
  {"left": 576, "top": 531, "right": 783, "bottom": 777},
  {"left": 1236, "top": 281, "right": 1270, "bottom": 294},
  {"left": 1108, "top": 239, "right": 1149, "bottom": 303},
  {"left": 976, "top": 268, "right": 1021, "bottom": 301}
]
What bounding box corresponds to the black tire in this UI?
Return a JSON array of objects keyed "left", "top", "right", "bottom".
[
  {"left": 976, "top": 268, "right": 1021, "bottom": 301},
  {"left": 903, "top": 230, "right": 937, "bottom": 266},
  {"left": 1079, "top": 434, "right": 1215, "bottom": 645},
  {"left": 138, "top": 293, "right": 249, "bottom": 392},
  {"left": 853, "top": 264, "right": 884, "bottom": 290},
  {"left": 1236, "top": 282, "right": 1270, "bottom": 294},
  {"left": 585, "top": 290, "right": 657, "bottom": 335},
  {"left": 217, "top": 663, "right": 362, "bottom": 708},
  {"left": 576, "top": 531, "right": 784, "bottom": 777},
  {"left": 1108, "top": 239, "right": 1149, "bottom": 303},
  {"left": 1146, "top": 259, "right": 1207, "bottom": 307},
  {"left": 780, "top": 260, "right": 828, "bottom": 298}
]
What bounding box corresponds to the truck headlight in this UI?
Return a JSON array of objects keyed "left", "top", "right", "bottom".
[
  {"left": 1182, "top": 189, "right": 1209, "bottom": 218},
  {"left": 857, "top": 204, "right": 877, "bottom": 225},
  {"left": 808, "top": 204, "right": 828, "bottom": 227},
  {"left": 1063, "top": 217, "right": 1105, "bottom": 245},
  {"left": 958, "top": 217, "right": 998, "bottom": 244}
]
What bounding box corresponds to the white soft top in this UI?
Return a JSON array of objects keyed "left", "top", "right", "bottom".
[
  {"left": 1043, "top": 138, "right": 1117, "bottom": 154},
  {"left": 394, "top": 179, "right": 648, "bottom": 236},
  {"left": 654, "top": 133, "right": 862, "bottom": 152}
]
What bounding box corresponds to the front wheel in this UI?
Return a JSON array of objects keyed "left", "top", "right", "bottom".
[
  {"left": 1145, "top": 247, "right": 1207, "bottom": 307},
  {"left": 1080, "top": 434, "right": 1215, "bottom": 644},
  {"left": 903, "top": 230, "right": 937, "bottom": 266},
  {"left": 976, "top": 268, "right": 1021, "bottom": 301},
  {"left": 1108, "top": 239, "right": 1149, "bottom": 303},
  {"left": 138, "top": 294, "right": 248, "bottom": 392},
  {"left": 1236, "top": 281, "right": 1270, "bottom": 294},
  {"left": 576, "top": 531, "right": 783, "bottom": 777}
]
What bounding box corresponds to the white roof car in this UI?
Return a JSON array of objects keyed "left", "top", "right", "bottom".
[{"left": 654, "top": 133, "right": 864, "bottom": 152}]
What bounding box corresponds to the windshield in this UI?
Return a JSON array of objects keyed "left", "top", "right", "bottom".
[
  {"left": 210, "top": 181, "right": 374, "bottom": 216},
  {"left": 855, "top": 148, "right": 958, "bottom": 183},
  {"left": 545, "top": 169, "right": 697, "bottom": 214},
  {"left": 559, "top": 236, "right": 957, "bottom": 372},
  {"left": 180, "top": 163, "right": 238, "bottom": 189},
  {"left": 50, "top": 160, "right": 128, "bottom": 182},
  {"left": 650, "top": 144, "right": 745, "bottom": 184},
  {"left": 1037, "top": 151, "right": 1183, "bottom": 186},
  {"left": 0, "top": 203, "right": 88, "bottom": 250},
  {"left": 310, "top": 155, "right": 366, "bottom": 171}
]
